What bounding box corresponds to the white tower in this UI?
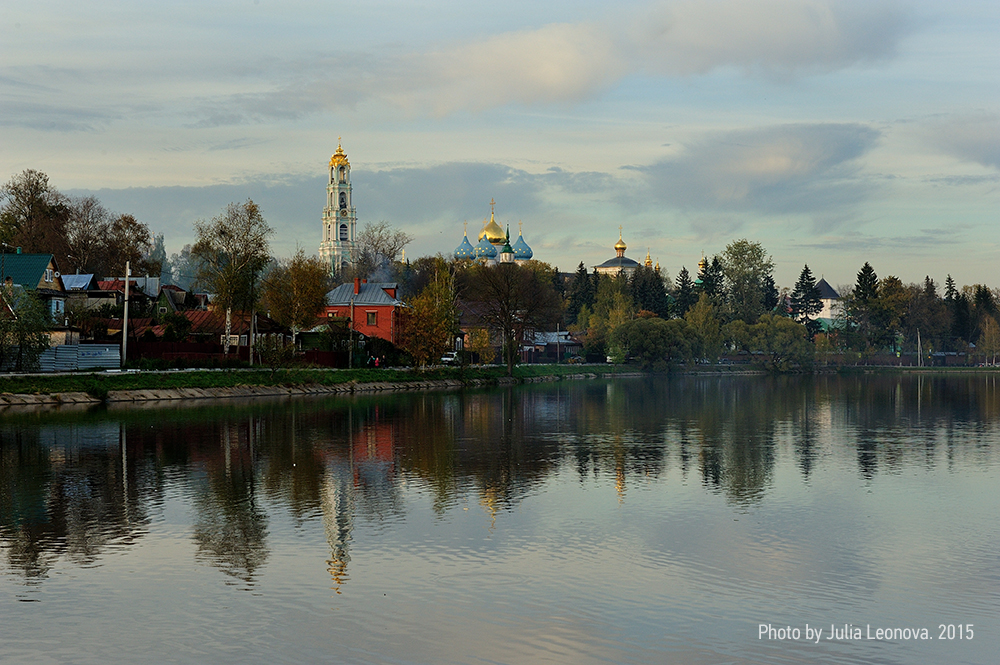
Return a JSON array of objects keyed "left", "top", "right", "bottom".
[{"left": 320, "top": 138, "right": 357, "bottom": 273}]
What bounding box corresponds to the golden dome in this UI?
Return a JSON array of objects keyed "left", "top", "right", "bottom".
[
  {"left": 329, "top": 139, "right": 350, "bottom": 168},
  {"left": 477, "top": 199, "right": 505, "bottom": 243},
  {"left": 614, "top": 233, "right": 627, "bottom": 252},
  {"left": 645, "top": 249, "right": 652, "bottom": 268}
]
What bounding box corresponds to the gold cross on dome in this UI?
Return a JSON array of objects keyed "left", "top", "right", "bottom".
[{"left": 490, "top": 198, "right": 496, "bottom": 214}]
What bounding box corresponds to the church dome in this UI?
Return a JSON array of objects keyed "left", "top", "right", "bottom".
[
  {"left": 614, "top": 234, "right": 627, "bottom": 252},
  {"left": 329, "top": 139, "right": 350, "bottom": 168},
  {"left": 478, "top": 211, "right": 505, "bottom": 244},
  {"left": 454, "top": 233, "right": 475, "bottom": 260},
  {"left": 474, "top": 235, "right": 497, "bottom": 259},
  {"left": 512, "top": 231, "right": 533, "bottom": 260}
]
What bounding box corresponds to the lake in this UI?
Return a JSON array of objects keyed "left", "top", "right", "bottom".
[{"left": 1, "top": 373, "right": 997, "bottom": 664}]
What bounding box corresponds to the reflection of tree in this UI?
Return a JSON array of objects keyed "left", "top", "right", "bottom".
[
  {"left": 192, "top": 421, "right": 268, "bottom": 585},
  {"left": 0, "top": 422, "right": 153, "bottom": 580}
]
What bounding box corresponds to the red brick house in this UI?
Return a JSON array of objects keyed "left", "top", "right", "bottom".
[{"left": 324, "top": 278, "right": 406, "bottom": 345}]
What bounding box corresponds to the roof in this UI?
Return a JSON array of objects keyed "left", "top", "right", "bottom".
[
  {"left": 512, "top": 233, "right": 533, "bottom": 260},
  {"left": 454, "top": 234, "right": 476, "bottom": 260},
  {"left": 326, "top": 282, "right": 404, "bottom": 307},
  {"left": 595, "top": 256, "right": 640, "bottom": 269},
  {"left": 0, "top": 253, "right": 57, "bottom": 288},
  {"left": 816, "top": 278, "right": 839, "bottom": 300},
  {"left": 62, "top": 274, "right": 98, "bottom": 290}
]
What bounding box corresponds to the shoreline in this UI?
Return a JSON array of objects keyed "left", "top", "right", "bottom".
[{"left": 1, "top": 364, "right": 996, "bottom": 411}]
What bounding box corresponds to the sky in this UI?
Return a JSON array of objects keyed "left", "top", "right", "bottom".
[{"left": 2, "top": 0, "right": 998, "bottom": 290}]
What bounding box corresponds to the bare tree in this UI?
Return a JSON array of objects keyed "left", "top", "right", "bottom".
[
  {"left": 352, "top": 222, "right": 413, "bottom": 279},
  {"left": 192, "top": 200, "right": 273, "bottom": 352},
  {"left": 461, "top": 262, "right": 561, "bottom": 375},
  {"left": 66, "top": 196, "right": 111, "bottom": 274}
]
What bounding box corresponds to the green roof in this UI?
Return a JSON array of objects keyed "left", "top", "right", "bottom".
[{"left": 0, "top": 253, "right": 55, "bottom": 289}]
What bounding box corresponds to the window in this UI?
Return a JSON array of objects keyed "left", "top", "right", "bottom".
[
  {"left": 159, "top": 306, "right": 167, "bottom": 314},
  {"left": 45, "top": 268, "right": 54, "bottom": 282},
  {"left": 339, "top": 192, "right": 347, "bottom": 209},
  {"left": 339, "top": 224, "right": 348, "bottom": 241},
  {"left": 366, "top": 311, "right": 377, "bottom": 326},
  {"left": 339, "top": 166, "right": 346, "bottom": 183}
]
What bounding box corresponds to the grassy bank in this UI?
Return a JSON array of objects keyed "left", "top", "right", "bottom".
[{"left": 0, "top": 363, "right": 628, "bottom": 400}]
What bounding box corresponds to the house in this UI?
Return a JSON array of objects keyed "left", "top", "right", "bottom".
[
  {"left": 155, "top": 284, "right": 207, "bottom": 315},
  {"left": 324, "top": 278, "right": 406, "bottom": 345},
  {"left": 0, "top": 252, "right": 67, "bottom": 318}
]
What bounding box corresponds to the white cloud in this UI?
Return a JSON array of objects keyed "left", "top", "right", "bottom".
[{"left": 926, "top": 113, "right": 1000, "bottom": 170}]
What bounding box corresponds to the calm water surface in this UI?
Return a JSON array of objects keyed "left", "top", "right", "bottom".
[{"left": 2, "top": 374, "right": 998, "bottom": 664}]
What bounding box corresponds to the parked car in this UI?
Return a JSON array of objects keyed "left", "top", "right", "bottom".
[{"left": 441, "top": 351, "right": 459, "bottom": 365}]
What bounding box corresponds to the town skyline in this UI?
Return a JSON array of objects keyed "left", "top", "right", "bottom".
[{"left": 3, "top": 0, "right": 997, "bottom": 289}]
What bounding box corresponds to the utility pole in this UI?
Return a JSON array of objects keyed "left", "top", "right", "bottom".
[{"left": 121, "top": 261, "right": 131, "bottom": 368}]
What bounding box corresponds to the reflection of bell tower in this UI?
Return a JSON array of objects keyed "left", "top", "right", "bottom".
[
  {"left": 320, "top": 138, "right": 357, "bottom": 274},
  {"left": 321, "top": 459, "right": 355, "bottom": 594}
]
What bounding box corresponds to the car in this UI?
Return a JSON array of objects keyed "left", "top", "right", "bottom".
[
  {"left": 567, "top": 355, "right": 585, "bottom": 364},
  {"left": 441, "top": 351, "right": 459, "bottom": 365}
]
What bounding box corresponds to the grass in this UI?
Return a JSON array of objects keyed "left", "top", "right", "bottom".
[{"left": 0, "top": 363, "right": 626, "bottom": 400}]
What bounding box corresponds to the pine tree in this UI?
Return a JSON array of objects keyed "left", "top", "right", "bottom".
[
  {"left": 790, "top": 264, "right": 823, "bottom": 338},
  {"left": 944, "top": 274, "right": 957, "bottom": 302},
  {"left": 630, "top": 265, "right": 670, "bottom": 318},
  {"left": 854, "top": 262, "right": 878, "bottom": 302},
  {"left": 674, "top": 266, "right": 696, "bottom": 316},
  {"left": 566, "top": 261, "right": 595, "bottom": 326}
]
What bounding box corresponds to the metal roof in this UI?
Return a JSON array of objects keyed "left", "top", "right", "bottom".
[
  {"left": 816, "top": 278, "right": 840, "bottom": 300},
  {"left": 326, "top": 282, "right": 404, "bottom": 307},
  {"left": 0, "top": 253, "right": 57, "bottom": 288}
]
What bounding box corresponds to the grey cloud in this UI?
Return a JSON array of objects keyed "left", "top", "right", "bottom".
[
  {"left": 196, "top": 1, "right": 915, "bottom": 124},
  {"left": 632, "top": 123, "right": 881, "bottom": 224},
  {"left": 925, "top": 114, "right": 1000, "bottom": 170}
]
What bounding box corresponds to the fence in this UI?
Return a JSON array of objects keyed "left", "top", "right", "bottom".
[{"left": 35, "top": 344, "right": 121, "bottom": 372}]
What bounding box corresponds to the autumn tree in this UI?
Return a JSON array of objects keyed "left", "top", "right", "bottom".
[
  {"left": 0, "top": 288, "right": 51, "bottom": 372},
  {"left": 460, "top": 262, "right": 560, "bottom": 375},
  {"left": 398, "top": 260, "right": 458, "bottom": 366},
  {"left": 192, "top": 200, "right": 273, "bottom": 352},
  {"left": 0, "top": 169, "right": 71, "bottom": 267},
  {"left": 260, "top": 249, "right": 332, "bottom": 343}
]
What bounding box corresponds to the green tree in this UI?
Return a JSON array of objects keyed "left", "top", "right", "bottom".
[
  {"left": 0, "top": 288, "right": 51, "bottom": 372},
  {"left": 260, "top": 249, "right": 332, "bottom": 343},
  {"left": 583, "top": 275, "right": 633, "bottom": 359},
  {"left": 630, "top": 265, "right": 671, "bottom": 318},
  {"left": 790, "top": 264, "right": 823, "bottom": 338},
  {"left": 749, "top": 314, "right": 813, "bottom": 371},
  {"left": 613, "top": 318, "right": 694, "bottom": 370},
  {"left": 192, "top": 200, "right": 273, "bottom": 353},
  {"left": 721, "top": 239, "right": 774, "bottom": 324},
  {"left": 566, "top": 261, "right": 596, "bottom": 326},
  {"left": 673, "top": 266, "right": 697, "bottom": 317},
  {"left": 696, "top": 255, "right": 724, "bottom": 302},
  {"left": 684, "top": 293, "right": 723, "bottom": 360}
]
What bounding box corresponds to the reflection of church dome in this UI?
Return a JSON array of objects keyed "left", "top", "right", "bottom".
[
  {"left": 478, "top": 210, "right": 505, "bottom": 244},
  {"left": 454, "top": 232, "right": 475, "bottom": 260},
  {"left": 511, "top": 230, "right": 533, "bottom": 260},
  {"left": 474, "top": 235, "right": 497, "bottom": 259}
]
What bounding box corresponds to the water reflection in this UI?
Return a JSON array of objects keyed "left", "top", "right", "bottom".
[{"left": 2, "top": 373, "right": 1000, "bottom": 587}]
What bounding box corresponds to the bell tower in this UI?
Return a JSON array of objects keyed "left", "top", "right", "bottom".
[{"left": 320, "top": 138, "right": 357, "bottom": 273}]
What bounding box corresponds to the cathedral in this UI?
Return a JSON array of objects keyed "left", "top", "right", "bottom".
[
  {"left": 319, "top": 139, "right": 357, "bottom": 273},
  {"left": 453, "top": 199, "right": 533, "bottom": 265}
]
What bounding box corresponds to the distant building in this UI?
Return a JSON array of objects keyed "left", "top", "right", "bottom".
[
  {"left": 320, "top": 139, "right": 357, "bottom": 274},
  {"left": 594, "top": 228, "right": 640, "bottom": 277},
  {"left": 0, "top": 252, "right": 67, "bottom": 318},
  {"left": 816, "top": 278, "right": 841, "bottom": 328},
  {"left": 454, "top": 200, "right": 533, "bottom": 265}
]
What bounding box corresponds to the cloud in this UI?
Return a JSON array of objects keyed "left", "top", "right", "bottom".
[
  {"left": 203, "top": 0, "right": 914, "bottom": 123},
  {"left": 925, "top": 114, "right": 1000, "bottom": 170},
  {"left": 631, "top": 123, "right": 881, "bottom": 222}
]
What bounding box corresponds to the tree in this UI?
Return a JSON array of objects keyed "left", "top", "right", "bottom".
[
  {"left": 696, "top": 255, "right": 724, "bottom": 302},
  {"left": 979, "top": 316, "right": 1000, "bottom": 365},
  {"left": 582, "top": 274, "right": 633, "bottom": 359},
  {"left": 351, "top": 222, "right": 413, "bottom": 279},
  {"left": 102, "top": 213, "right": 159, "bottom": 277},
  {"left": 721, "top": 239, "right": 773, "bottom": 324},
  {"left": 192, "top": 200, "right": 273, "bottom": 353},
  {"left": 398, "top": 260, "right": 458, "bottom": 366},
  {"left": 685, "top": 293, "right": 723, "bottom": 360},
  {"left": 790, "top": 264, "right": 823, "bottom": 338},
  {"left": 613, "top": 318, "right": 694, "bottom": 371},
  {"left": 0, "top": 288, "right": 51, "bottom": 372},
  {"left": 749, "top": 314, "right": 813, "bottom": 371},
  {"left": 630, "top": 265, "right": 671, "bottom": 318},
  {"left": 260, "top": 249, "right": 332, "bottom": 343},
  {"left": 565, "top": 261, "right": 596, "bottom": 326},
  {"left": 65, "top": 196, "right": 111, "bottom": 274},
  {"left": 854, "top": 262, "right": 878, "bottom": 302},
  {"left": 466, "top": 328, "right": 495, "bottom": 365},
  {"left": 461, "top": 262, "right": 561, "bottom": 375},
  {"left": 0, "top": 169, "right": 71, "bottom": 267},
  {"left": 673, "top": 266, "right": 697, "bottom": 317}
]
